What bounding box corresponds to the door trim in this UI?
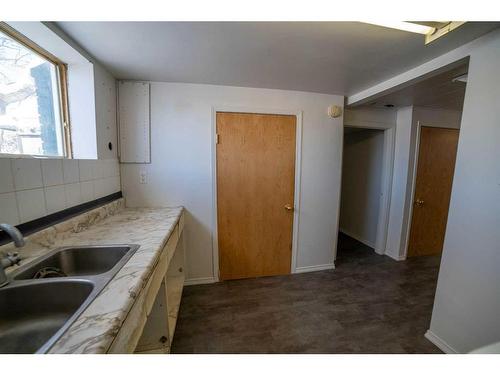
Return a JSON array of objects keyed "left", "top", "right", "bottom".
[
  {"left": 210, "top": 106, "right": 304, "bottom": 281},
  {"left": 402, "top": 121, "right": 423, "bottom": 259}
]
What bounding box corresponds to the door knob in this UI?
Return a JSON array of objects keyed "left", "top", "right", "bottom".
[
  {"left": 415, "top": 199, "right": 425, "bottom": 206},
  {"left": 284, "top": 204, "right": 294, "bottom": 211}
]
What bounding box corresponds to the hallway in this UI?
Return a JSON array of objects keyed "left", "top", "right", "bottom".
[{"left": 171, "top": 234, "right": 442, "bottom": 353}]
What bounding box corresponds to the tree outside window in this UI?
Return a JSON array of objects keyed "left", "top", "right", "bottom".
[{"left": 0, "top": 28, "right": 66, "bottom": 157}]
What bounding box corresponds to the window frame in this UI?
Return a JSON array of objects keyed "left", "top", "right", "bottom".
[{"left": 0, "top": 22, "right": 72, "bottom": 158}]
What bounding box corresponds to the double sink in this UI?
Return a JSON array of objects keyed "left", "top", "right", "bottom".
[{"left": 0, "top": 244, "right": 139, "bottom": 354}]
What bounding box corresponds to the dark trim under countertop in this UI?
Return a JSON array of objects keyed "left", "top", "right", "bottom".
[{"left": 0, "top": 191, "right": 123, "bottom": 247}]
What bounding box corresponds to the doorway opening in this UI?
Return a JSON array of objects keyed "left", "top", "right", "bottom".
[
  {"left": 339, "top": 59, "right": 469, "bottom": 266},
  {"left": 337, "top": 59, "right": 469, "bottom": 352},
  {"left": 337, "top": 127, "right": 387, "bottom": 265}
]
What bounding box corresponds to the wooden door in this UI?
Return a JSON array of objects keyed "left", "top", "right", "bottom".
[
  {"left": 216, "top": 112, "right": 296, "bottom": 280},
  {"left": 407, "top": 126, "right": 459, "bottom": 257}
]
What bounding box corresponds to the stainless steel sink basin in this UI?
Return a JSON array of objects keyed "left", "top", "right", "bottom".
[
  {"left": 13, "top": 245, "right": 138, "bottom": 280},
  {"left": 0, "top": 280, "right": 94, "bottom": 353},
  {"left": 0, "top": 244, "right": 139, "bottom": 353}
]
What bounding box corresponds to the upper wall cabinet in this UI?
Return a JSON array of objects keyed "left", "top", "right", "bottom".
[{"left": 118, "top": 81, "right": 151, "bottom": 163}]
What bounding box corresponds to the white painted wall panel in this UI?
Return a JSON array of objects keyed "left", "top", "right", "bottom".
[
  {"left": 428, "top": 34, "right": 500, "bottom": 353},
  {"left": 68, "top": 63, "right": 98, "bottom": 159},
  {"left": 95, "top": 64, "right": 118, "bottom": 159},
  {"left": 118, "top": 81, "right": 151, "bottom": 163},
  {"left": 385, "top": 106, "right": 414, "bottom": 260}
]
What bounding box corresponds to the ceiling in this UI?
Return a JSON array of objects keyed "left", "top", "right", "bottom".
[
  {"left": 363, "top": 62, "right": 469, "bottom": 110},
  {"left": 55, "top": 22, "right": 499, "bottom": 96}
]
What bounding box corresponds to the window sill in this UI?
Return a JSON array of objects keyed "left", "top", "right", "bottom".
[{"left": 0, "top": 153, "right": 68, "bottom": 160}]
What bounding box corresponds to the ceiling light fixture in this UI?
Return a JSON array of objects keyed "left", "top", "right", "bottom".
[
  {"left": 363, "top": 21, "right": 466, "bottom": 44},
  {"left": 364, "top": 21, "right": 435, "bottom": 35}
]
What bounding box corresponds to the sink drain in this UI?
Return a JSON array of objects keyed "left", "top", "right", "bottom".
[{"left": 33, "top": 267, "right": 68, "bottom": 279}]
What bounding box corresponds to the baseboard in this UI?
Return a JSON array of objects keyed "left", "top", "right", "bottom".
[
  {"left": 184, "top": 277, "right": 218, "bottom": 286},
  {"left": 294, "top": 263, "right": 335, "bottom": 274},
  {"left": 385, "top": 251, "right": 406, "bottom": 261},
  {"left": 339, "top": 228, "right": 376, "bottom": 249},
  {"left": 425, "top": 330, "right": 459, "bottom": 354}
]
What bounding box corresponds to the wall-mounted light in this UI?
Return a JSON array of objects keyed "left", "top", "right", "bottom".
[{"left": 328, "top": 105, "right": 343, "bottom": 118}]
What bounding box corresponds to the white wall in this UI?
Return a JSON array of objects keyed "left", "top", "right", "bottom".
[
  {"left": 385, "top": 106, "right": 414, "bottom": 260},
  {"left": 94, "top": 63, "right": 118, "bottom": 159},
  {"left": 70, "top": 61, "right": 118, "bottom": 159},
  {"left": 427, "top": 33, "right": 500, "bottom": 353},
  {"left": 121, "top": 82, "right": 344, "bottom": 282},
  {"left": 413, "top": 107, "right": 462, "bottom": 129},
  {"left": 344, "top": 107, "right": 397, "bottom": 128},
  {"left": 340, "top": 129, "right": 385, "bottom": 248},
  {"left": 68, "top": 63, "right": 98, "bottom": 159}
]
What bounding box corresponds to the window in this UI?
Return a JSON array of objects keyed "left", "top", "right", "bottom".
[{"left": 0, "top": 23, "right": 70, "bottom": 157}]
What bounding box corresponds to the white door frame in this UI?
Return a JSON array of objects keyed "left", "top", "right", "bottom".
[
  {"left": 401, "top": 121, "right": 423, "bottom": 259},
  {"left": 338, "top": 120, "right": 396, "bottom": 257},
  {"left": 211, "top": 106, "right": 304, "bottom": 281}
]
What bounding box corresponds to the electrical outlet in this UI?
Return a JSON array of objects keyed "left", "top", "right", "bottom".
[{"left": 139, "top": 170, "right": 147, "bottom": 184}]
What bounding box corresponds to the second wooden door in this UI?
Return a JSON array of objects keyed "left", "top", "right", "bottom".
[
  {"left": 216, "top": 112, "right": 296, "bottom": 280},
  {"left": 407, "top": 126, "right": 459, "bottom": 257}
]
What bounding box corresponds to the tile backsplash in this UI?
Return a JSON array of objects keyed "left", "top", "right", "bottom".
[{"left": 0, "top": 158, "right": 121, "bottom": 225}]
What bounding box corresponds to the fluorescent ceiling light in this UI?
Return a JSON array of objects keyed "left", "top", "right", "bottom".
[{"left": 364, "top": 21, "right": 435, "bottom": 35}]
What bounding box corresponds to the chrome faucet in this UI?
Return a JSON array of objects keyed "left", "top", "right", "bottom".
[{"left": 0, "top": 224, "right": 24, "bottom": 287}]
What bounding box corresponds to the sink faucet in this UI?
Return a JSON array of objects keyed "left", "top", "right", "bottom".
[{"left": 0, "top": 224, "right": 24, "bottom": 288}]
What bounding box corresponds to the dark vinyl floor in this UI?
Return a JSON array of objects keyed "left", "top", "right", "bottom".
[{"left": 171, "top": 233, "right": 442, "bottom": 353}]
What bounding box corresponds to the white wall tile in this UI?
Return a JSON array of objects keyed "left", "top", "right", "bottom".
[
  {"left": 93, "top": 178, "right": 107, "bottom": 198},
  {"left": 44, "top": 185, "right": 67, "bottom": 214},
  {"left": 102, "top": 159, "right": 112, "bottom": 178},
  {"left": 92, "top": 160, "right": 105, "bottom": 180},
  {"left": 16, "top": 188, "right": 46, "bottom": 223},
  {"left": 0, "top": 159, "right": 14, "bottom": 193},
  {"left": 102, "top": 159, "right": 119, "bottom": 178},
  {"left": 102, "top": 177, "right": 113, "bottom": 195},
  {"left": 41, "top": 159, "right": 64, "bottom": 187},
  {"left": 62, "top": 159, "right": 80, "bottom": 184},
  {"left": 79, "top": 160, "right": 95, "bottom": 181},
  {"left": 110, "top": 159, "right": 120, "bottom": 177},
  {"left": 0, "top": 192, "right": 19, "bottom": 225},
  {"left": 65, "top": 182, "right": 82, "bottom": 207},
  {"left": 80, "top": 181, "right": 95, "bottom": 202},
  {"left": 111, "top": 176, "right": 121, "bottom": 193},
  {"left": 0, "top": 156, "right": 121, "bottom": 227},
  {"left": 12, "top": 159, "right": 43, "bottom": 190}
]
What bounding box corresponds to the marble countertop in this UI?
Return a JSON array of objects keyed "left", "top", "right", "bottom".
[{"left": 0, "top": 198, "right": 183, "bottom": 353}]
